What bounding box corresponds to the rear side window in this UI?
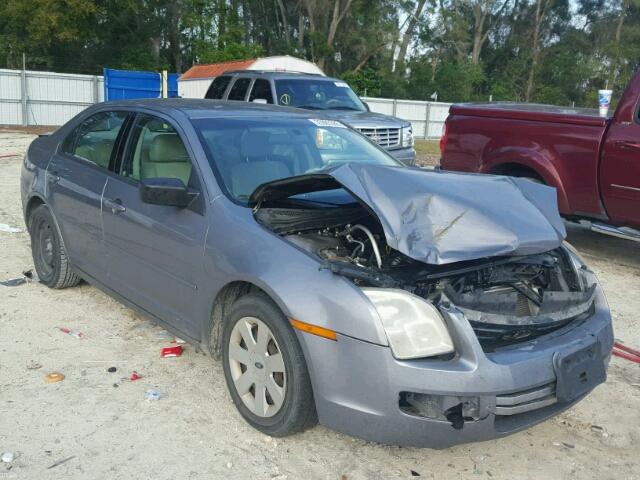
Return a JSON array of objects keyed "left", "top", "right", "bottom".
[
  {"left": 205, "top": 76, "right": 231, "bottom": 99},
  {"left": 227, "top": 78, "right": 251, "bottom": 101},
  {"left": 248, "top": 79, "right": 274, "bottom": 104},
  {"left": 62, "top": 111, "right": 128, "bottom": 169}
]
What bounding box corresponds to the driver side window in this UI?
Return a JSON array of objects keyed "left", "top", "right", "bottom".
[{"left": 121, "top": 115, "right": 193, "bottom": 186}]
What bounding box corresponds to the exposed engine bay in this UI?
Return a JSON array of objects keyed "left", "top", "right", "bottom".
[{"left": 256, "top": 203, "right": 595, "bottom": 351}]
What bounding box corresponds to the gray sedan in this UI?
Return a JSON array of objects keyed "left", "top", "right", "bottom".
[{"left": 21, "top": 99, "right": 613, "bottom": 448}]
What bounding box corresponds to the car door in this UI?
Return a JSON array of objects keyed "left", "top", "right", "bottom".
[
  {"left": 600, "top": 109, "right": 640, "bottom": 225},
  {"left": 47, "top": 110, "right": 130, "bottom": 280},
  {"left": 101, "top": 112, "right": 208, "bottom": 338}
]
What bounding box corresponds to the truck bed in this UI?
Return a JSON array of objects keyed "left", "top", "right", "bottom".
[{"left": 449, "top": 102, "right": 610, "bottom": 127}]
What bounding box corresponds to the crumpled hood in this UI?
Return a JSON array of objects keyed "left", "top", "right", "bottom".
[{"left": 251, "top": 164, "right": 566, "bottom": 265}]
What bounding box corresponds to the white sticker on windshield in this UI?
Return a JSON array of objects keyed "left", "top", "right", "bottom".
[
  {"left": 334, "top": 81, "right": 349, "bottom": 88},
  {"left": 309, "top": 119, "right": 347, "bottom": 128}
]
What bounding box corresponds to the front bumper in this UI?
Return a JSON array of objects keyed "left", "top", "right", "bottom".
[
  {"left": 298, "top": 276, "right": 613, "bottom": 448},
  {"left": 387, "top": 146, "right": 416, "bottom": 166}
]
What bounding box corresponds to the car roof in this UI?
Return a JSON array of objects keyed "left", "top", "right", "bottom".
[
  {"left": 222, "top": 70, "right": 338, "bottom": 81},
  {"left": 93, "top": 98, "right": 323, "bottom": 120}
]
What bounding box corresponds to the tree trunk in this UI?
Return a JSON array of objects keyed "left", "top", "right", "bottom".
[
  {"left": 471, "top": 4, "right": 487, "bottom": 64},
  {"left": 608, "top": 0, "right": 629, "bottom": 87},
  {"left": 317, "top": 0, "right": 353, "bottom": 70},
  {"left": 276, "top": 0, "right": 291, "bottom": 46},
  {"left": 525, "top": 0, "right": 550, "bottom": 101},
  {"left": 397, "top": 0, "right": 428, "bottom": 72}
]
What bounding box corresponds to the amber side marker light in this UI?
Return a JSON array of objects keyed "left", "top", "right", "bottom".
[{"left": 289, "top": 318, "right": 337, "bottom": 341}]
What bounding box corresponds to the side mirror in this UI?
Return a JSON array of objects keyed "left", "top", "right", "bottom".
[
  {"left": 362, "top": 101, "right": 370, "bottom": 112},
  {"left": 140, "top": 177, "right": 199, "bottom": 208}
]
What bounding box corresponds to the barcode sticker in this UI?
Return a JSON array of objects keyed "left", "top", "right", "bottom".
[{"left": 309, "top": 119, "right": 347, "bottom": 128}]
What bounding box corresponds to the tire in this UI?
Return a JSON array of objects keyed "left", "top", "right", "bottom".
[
  {"left": 221, "top": 293, "right": 317, "bottom": 437},
  {"left": 28, "top": 204, "right": 81, "bottom": 289}
]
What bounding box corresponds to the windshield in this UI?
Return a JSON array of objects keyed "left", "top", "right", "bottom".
[
  {"left": 191, "top": 117, "right": 399, "bottom": 204},
  {"left": 274, "top": 79, "right": 366, "bottom": 111}
]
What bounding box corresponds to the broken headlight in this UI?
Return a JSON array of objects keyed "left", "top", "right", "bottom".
[{"left": 362, "top": 288, "right": 454, "bottom": 359}]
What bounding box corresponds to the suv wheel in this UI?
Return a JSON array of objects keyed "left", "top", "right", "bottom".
[{"left": 221, "top": 293, "right": 317, "bottom": 436}]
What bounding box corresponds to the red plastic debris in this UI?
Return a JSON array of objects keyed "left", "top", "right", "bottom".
[
  {"left": 160, "top": 345, "right": 183, "bottom": 358},
  {"left": 130, "top": 371, "right": 142, "bottom": 381},
  {"left": 57, "top": 327, "right": 85, "bottom": 339}
]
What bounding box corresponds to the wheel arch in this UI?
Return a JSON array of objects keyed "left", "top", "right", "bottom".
[
  {"left": 205, "top": 280, "right": 288, "bottom": 361},
  {"left": 483, "top": 158, "right": 571, "bottom": 214},
  {"left": 24, "top": 194, "right": 46, "bottom": 227}
]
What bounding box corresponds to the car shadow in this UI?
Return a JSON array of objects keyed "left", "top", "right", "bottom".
[{"left": 565, "top": 221, "right": 640, "bottom": 270}]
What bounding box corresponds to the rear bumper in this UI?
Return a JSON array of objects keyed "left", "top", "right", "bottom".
[
  {"left": 387, "top": 146, "right": 416, "bottom": 166},
  {"left": 299, "top": 274, "right": 613, "bottom": 448}
]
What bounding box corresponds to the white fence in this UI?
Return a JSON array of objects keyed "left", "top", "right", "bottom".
[
  {"left": 362, "top": 97, "right": 451, "bottom": 139},
  {"left": 0, "top": 68, "right": 451, "bottom": 139},
  {"left": 0, "top": 68, "right": 103, "bottom": 126}
]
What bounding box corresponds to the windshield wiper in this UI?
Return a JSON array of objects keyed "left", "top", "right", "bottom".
[{"left": 331, "top": 106, "right": 362, "bottom": 111}]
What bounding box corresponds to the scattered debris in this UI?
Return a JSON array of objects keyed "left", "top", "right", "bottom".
[
  {"left": 44, "top": 372, "right": 65, "bottom": 383},
  {"left": 613, "top": 340, "right": 640, "bottom": 364},
  {"left": 155, "top": 329, "right": 173, "bottom": 341},
  {"left": 130, "top": 371, "right": 141, "bottom": 381},
  {"left": 57, "top": 327, "right": 85, "bottom": 339},
  {"left": 0, "top": 223, "right": 22, "bottom": 233},
  {"left": 590, "top": 425, "right": 609, "bottom": 438},
  {"left": 47, "top": 456, "right": 75, "bottom": 469},
  {"left": 1, "top": 270, "right": 34, "bottom": 287},
  {"left": 562, "top": 442, "right": 575, "bottom": 449},
  {"left": 1, "top": 452, "right": 14, "bottom": 463},
  {"left": 226, "top": 462, "right": 233, "bottom": 469},
  {"left": 107, "top": 366, "right": 117, "bottom": 373},
  {"left": 144, "top": 389, "right": 161, "bottom": 401},
  {"left": 161, "top": 345, "right": 183, "bottom": 358},
  {"left": 26, "top": 360, "right": 42, "bottom": 370},
  {"left": 410, "top": 470, "right": 421, "bottom": 476},
  {"left": 173, "top": 337, "right": 186, "bottom": 344}
]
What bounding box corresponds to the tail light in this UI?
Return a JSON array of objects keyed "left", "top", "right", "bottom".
[{"left": 439, "top": 121, "right": 449, "bottom": 156}]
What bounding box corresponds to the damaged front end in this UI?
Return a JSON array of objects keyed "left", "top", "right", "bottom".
[{"left": 252, "top": 164, "right": 594, "bottom": 352}]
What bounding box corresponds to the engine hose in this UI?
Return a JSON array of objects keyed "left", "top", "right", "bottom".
[{"left": 349, "top": 224, "right": 382, "bottom": 269}]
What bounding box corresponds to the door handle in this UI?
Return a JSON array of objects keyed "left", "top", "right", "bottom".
[
  {"left": 614, "top": 140, "right": 640, "bottom": 151},
  {"left": 104, "top": 198, "right": 126, "bottom": 214}
]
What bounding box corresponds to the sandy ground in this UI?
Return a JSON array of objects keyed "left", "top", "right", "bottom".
[{"left": 0, "top": 131, "right": 639, "bottom": 480}]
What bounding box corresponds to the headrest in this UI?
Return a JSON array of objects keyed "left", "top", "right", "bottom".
[
  {"left": 240, "top": 131, "right": 271, "bottom": 158},
  {"left": 149, "top": 134, "right": 190, "bottom": 163}
]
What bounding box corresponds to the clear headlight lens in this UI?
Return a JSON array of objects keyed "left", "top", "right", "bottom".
[
  {"left": 401, "top": 126, "right": 414, "bottom": 147},
  {"left": 362, "top": 288, "right": 454, "bottom": 359}
]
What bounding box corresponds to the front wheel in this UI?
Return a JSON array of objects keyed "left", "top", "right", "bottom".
[
  {"left": 28, "top": 205, "right": 81, "bottom": 289},
  {"left": 221, "top": 293, "right": 317, "bottom": 437}
]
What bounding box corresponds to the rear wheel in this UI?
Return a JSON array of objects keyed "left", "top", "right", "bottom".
[
  {"left": 28, "top": 205, "right": 81, "bottom": 289},
  {"left": 221, "top": 293, "right": 317, "bottom": 436}
]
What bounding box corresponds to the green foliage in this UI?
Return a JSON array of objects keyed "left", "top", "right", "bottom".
[
  {"left": 341, "top": 69, "right": 383, "bottom": 97},
  {"left": 0, "top": 0, "right": 638, "bottom": 108}
]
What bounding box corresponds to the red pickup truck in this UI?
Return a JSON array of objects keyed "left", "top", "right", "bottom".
[{"left": 440, "top": 70, "right": 640, "bottom": 242}]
